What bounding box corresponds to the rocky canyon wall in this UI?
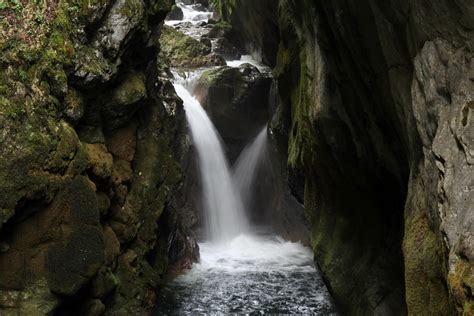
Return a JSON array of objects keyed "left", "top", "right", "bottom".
[
  {"left": 0, "top": 1, "right": 198, "bottom": 314},
  {"left": 224, "top": 0, "right": 473, "bottom": 314}
]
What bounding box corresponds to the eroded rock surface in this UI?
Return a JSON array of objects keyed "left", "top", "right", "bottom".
[{"left": 0, "top": 0, "right": 198, "bottom": 314}]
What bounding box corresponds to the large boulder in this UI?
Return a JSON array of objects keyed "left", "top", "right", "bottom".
[
  {"left": 160, "top": 26, "right": 225, "bottom": 67},
  {"left": 195, "top": 64, "right": 271, "bottom": 160}
]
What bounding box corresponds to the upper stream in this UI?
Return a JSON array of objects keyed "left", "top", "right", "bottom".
[{"left": 156, "top": 2, "right": 336, "bottom": 314}]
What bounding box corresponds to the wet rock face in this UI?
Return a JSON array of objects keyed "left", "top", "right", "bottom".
[
  {"left": 0, "top": 0, "right": 197, "bottom": 314},
  {"left": 407, "top": 39, "right": 474, "bottom": 315},
  {"left": 194, "top": 64, "right": 272, "bottom": 160},
  {"left": 92, "top": 0, "right": 145, "bottom": 59}
]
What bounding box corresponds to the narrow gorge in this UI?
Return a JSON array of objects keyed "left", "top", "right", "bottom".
[{"left": 0, "top": 0, "right": 472, "bottom": 315}]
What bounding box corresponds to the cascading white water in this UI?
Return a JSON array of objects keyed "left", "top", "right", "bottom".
[
  {"left": 179, "top": 3, "right": 212, "bottom": 22},
  {"left": 161, "top": 86, "right": 335, "bottom": 312},
  {"left": 158, "top": 3, "right": 336, "bottom": 313},
  {"left": 233, "top": 127, "right": 268, "bottom": 209},
  {"left": 165, "top": 1, "right": 213, "bottom": 27},
  {"left": 173, "top": 82, "right": 248, "bottom": 242}
]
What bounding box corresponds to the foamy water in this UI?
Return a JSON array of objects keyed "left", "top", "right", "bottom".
[
  {"left": 226, "top": 55, "right": 271, "bottom": 73},
  {"left": 155, "top": 228, "right": 337, "bottom": 315},
  {"left": 165, "top": 1, "right": 213, "bottom": 26}
]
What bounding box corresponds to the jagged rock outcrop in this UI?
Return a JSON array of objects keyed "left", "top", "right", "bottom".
[
  {"left": 0, "top": 1, "right": 198, "bottom": 314},
  {"left": 222, "top": 0, "right": 473, "bottom": 314}
]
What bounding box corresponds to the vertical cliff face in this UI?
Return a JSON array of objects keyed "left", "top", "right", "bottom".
[
  {"left": 222, "top": 0, "right": 473, "bottom": 314},
  {"left": 272, "top": 1, "right": 409, "bottom": 313},
  {"left": 0, "top": 1, "right": 198, "bottom": 314}
]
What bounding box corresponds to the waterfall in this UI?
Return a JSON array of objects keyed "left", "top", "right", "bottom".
[
  {"left": 232, "top": 127, "right": 268, "bottom": 210},
  {"left": 173, "top": 82, "right": 248, "bottom": 242}
]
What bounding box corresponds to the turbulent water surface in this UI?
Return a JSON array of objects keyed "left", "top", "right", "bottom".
[{"left": 155, "top": 228, "right": 336, "bottom": 315}]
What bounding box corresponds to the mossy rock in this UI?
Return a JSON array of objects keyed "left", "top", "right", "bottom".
[
  {"left": 92, "top": 0, "right": 145, "bottom": 58},
  {"left": 207, "top": 21, "right": 232, "bottom": 39},
  {"left": 63, "top": 88, "right": 85, "bottom": 124},
  {"left": 102, "top": 71, "right": 147, "bottom": 130},
  {"left": 0, "top": 280, "right": 59, "bottom": 314},
  {"left": 72, "top": 46, "right": 117, "bottom": 87},
  {"left": 83, "top": 143, "right": 114, "bottom": 180},
  {"left": 159, "top": 25, "right": 226, "bottom": 67}
]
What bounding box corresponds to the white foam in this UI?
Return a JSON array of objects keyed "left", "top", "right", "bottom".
[
  {"left": 166, "top": 2, "right": 213, "bottom": 26},
  {"left": 192, "top": 232, "right": 316, "bottom": 275},
  {"left": 226, "top": 55, "right": 270, "bottom": 72}
]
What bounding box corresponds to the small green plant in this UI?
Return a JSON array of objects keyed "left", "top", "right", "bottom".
[{"left": 0, "top": 0, "right": 23, "bottom": 13}]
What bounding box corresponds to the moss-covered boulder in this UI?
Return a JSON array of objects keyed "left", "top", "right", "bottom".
[{"left": 160, "top": 25, "right": 226, "bottom": 67}]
